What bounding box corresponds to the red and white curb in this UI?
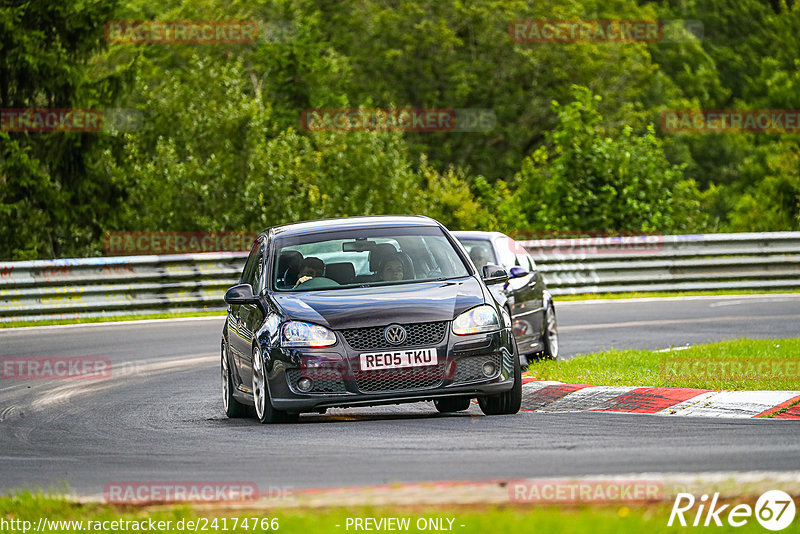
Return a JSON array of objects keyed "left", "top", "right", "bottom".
[
  {"left": 520, "top": 377, "right": 800, "bottom": 419},
  {"left": 77, "top": 471, "right": 800, "bottom": 507}
]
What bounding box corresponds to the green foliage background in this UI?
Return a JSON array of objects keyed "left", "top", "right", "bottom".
[{"left": 2, "top": 0, "right": 799, "bottom": 259}]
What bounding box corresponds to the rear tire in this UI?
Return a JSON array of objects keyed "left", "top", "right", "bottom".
[
  {"left": 434, "top": 397, "right": 471, "bottom": 413},
  {"left": 478, "top": 340, "right": 522, "bottom": 416},
  {"left": 222, "top": 342, "right": 248, "bottom": 418},
  {"left": 252, "top": 347, "right": 298, "bottom": 424},
  {"left": 542, "top": 302, "right": 559, "bottom": 360}
]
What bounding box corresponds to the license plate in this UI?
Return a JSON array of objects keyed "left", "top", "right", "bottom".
[{"left": 360, "top": 348, "right": 438, "bottom": 371}]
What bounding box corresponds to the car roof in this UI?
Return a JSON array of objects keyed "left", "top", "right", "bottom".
[
  {"left": 266, "top": 215, "right": 441, "bottom": 238},
  {"left": 451, "top": 230, "right": 508, "bottom": 241}
]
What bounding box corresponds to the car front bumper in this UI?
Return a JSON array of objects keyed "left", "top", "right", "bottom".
[{"left": 263, "top": 327, "right": 516, "bottom": 412}]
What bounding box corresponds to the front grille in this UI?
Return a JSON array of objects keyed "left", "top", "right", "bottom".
[
  {"left": 353, "top": 362, "right": 446, "bottom": 392},
  {"left": 286, "top": 369, "right": 347, "bottom": 394},
  {"left": 452, "top": 353, "right": 502, "bottom": 384},
  {"left": 340, "top": 321, "right": 448, "bottom": 350}
]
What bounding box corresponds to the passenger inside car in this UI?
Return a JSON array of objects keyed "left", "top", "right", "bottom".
[
  {"left": 380, "top": 258, "right": 404, "bottom": 281},
  {"left": 378, "top": 252, "right": 414, "bottom": 281},
  {"left": 294, "top": 256, "right": 324, "bottom": 287}
]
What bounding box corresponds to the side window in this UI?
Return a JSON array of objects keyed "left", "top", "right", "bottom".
[
  {"left": 516, "top": 252, "right": 534, "bottom": 271},
  {"left": 527, "top": 254, "right": 537, "bottom": 272},
  {"left": 240, "top": 239, "right": 262, "bottom": 286},
  {"left": 510, "top": 238, "right": 536, "bottom": 271},
  {"left": 494, "top": 237, "right": 517, "bottom": 270},
  {"left": 249, "top": 249, "right": 264, "bottom": 293}
]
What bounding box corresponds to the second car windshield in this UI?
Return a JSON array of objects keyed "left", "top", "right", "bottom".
[{"left": 272, "top": 227, "right": 470, "bottom": 291}]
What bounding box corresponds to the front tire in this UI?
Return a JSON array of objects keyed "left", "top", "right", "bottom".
[
  {"left": 434, "top": 397, "right": 471, "bottom": 413},
  {"left": 252, "top": 347, "right": 298, "bottom": 424},
  {"left": 222, "top": 342, "right": 248, "bottom": 418},
  {"left": 478, "top": 340, "right": 522, "bottom": 416}
]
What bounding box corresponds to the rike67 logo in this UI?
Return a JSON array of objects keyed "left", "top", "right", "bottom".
[{"left": 669, "top": 491, "right": 796, "bottom": 531}]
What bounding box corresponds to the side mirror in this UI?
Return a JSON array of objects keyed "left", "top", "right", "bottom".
[
  {"left": 481, "top": 264, "right": 509, "bottom": 285},
  {"left": 224, "top": 283, "right": 259, "bottom": 305},
  {"left": 509, "top": 266, "right": 529, "bottom": 278}
]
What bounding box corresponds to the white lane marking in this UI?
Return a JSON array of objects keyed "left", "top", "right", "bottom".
[
  {"left": 0, "top": 315, "right": 225, "bottom": 335},
  {"left": 537, "top": 386, "right": 638, "bottom": 413},
  {"left": 556, "top": 293, "right": 800, "bottom": 306},
  {"left": 657, "top": 390, "right": 800, "bottom": 418},
  {"left": 559, "top": 314, "right": 798, "bottom": 332},
  {"left": 653, "top": 345, "right": 692, "bottom": 353},
  {"left": 0, "top": 456, "right": 85, "bottom": 461},
  {"left": 30, "top": 354, "right": 217, "bottom": 409},
  {"left": 710, "top": 297, "right": 800, "bottom": 308}
]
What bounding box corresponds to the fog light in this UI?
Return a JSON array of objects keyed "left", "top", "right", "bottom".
[
  {"left": 297, "top": 377, "right": 313, "bottom": 392},
  {"left": 482, "top": 362, "right": 496, "bottom": 377}
]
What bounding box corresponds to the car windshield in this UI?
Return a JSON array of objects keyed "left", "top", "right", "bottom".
[{"left": 273, "top": 226, "right": 470, "bottom": 291}]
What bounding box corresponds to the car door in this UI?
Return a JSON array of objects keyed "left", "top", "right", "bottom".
[
  {"left": 493, "top": 235, "right": 540, "bottom": 354},
  {"left": 229, "top": 238, "right": 263, "bottom": 389},
  {"left": 516, "top": 246, "right": 545, "bottom": 345},
  {"left": 237, "top": 240, "right": 266, "bottom": 390}
]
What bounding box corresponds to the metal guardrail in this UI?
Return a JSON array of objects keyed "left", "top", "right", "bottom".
[
  {"left": 520, "top": 232, "right": 800, "bottom": 296},
  {"left": 0, "top": 253, "right": 247, "bottom": 323},
  {"left": 1, "top": 232, "right": 799, "bottom": 322}
]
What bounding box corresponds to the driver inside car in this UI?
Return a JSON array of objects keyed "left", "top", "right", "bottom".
[
  {"left": 294, "top": 257, "right": 324, "bottom": 287},
  {"left": 469, "top": 246, "right": 489, "bottom": 270}
]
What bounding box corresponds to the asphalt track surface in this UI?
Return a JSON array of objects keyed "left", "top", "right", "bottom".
[{"left": 0, "top": 294, "right": 798, "bottom": 496}]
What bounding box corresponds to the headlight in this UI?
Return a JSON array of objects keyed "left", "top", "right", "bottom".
[
  {"left": 281, "top": 321, "right": 336, "bottom": 347},
  {"left": 452, "top": 305, "right": 500, "bottom": 335}
]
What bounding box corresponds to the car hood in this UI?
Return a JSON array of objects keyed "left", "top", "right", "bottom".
[{"left": 272, "top": 277, "right": 486, "bottom": 329}]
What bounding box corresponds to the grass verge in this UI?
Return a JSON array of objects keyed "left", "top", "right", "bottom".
[
  {"left": 0, "top": 493, "right": 788, "bottom": 534},
  {"left": 555, "top": 289, "right": 800, "bottom": 301},
  {"left": 529, "top": 338, "right": 800, "bottom": 391}
]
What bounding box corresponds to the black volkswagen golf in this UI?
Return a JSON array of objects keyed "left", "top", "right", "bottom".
[{"left": 221, "top": 215, "right": 521, "bottom": 423}]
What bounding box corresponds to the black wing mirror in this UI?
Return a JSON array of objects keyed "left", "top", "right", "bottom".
[
  {"left": 481, "top": 264, "right": 509, "bottom": 285},
  {"left": 224, "top": 283, "right": 259, "bottom": 305}
]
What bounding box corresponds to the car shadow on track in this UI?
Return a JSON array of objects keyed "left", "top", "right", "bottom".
[{"left": 205, "top": 404, "right": 483, "bottom": 426}]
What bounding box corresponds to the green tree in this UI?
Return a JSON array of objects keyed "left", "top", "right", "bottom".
[
  {"left": 309, "top": 0, "right": 677, "bottom": 182},
  {"left": 726, "top": 140, "right": 800, "bottom": 231},
  {"left": 103, "top": 56, "right": 456, "bottom": 233},
  {"left": 0, "top": 0, "right": 128, "bottom": 259},
  {"left": 514, "top": 86, "right": 705, "bottom": 233}
]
